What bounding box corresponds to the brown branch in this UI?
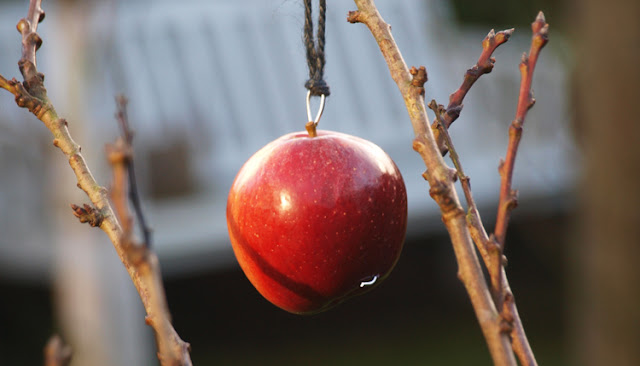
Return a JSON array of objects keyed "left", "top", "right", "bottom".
[
  {"left": 0, "top": 75, "right": 19, "bottom": 94},
  {"left": 427, "top": 100, "right": 495, "bottom": 267},
  {"left": 114, "top": 95, "right": 152, "bottom": 246},
  {"left": 0, "top": 1, "right": 192, "bottom": 365},
  {"left": 503, "top": 279, "right": 537, "bottom": 366},
  {"left": 16, "top": 0, "right": 46, "bottom": 101},
  {"left": 494, "top": 12, "right": 549, "bottom": 249},
  {"left": 106, "top": 99, "right": 191, "bottom": 365},
  {"left": 433, "top": 28, "right": 514, "bottom": 155},
  {"left": 19, "top": 0, "right": 44, "bottom": 69},
  {"left": 43, "top": 335, "right": 72, "bottom": 366},
  {"left": 487, "top": 12, "right": 548, "bottom": 366},
  {"left": 428, "top": 101, "right": 528, "bottom": 366},
  {"left": 438, "top": 12, "right": 547, "bottom": 366},
  {"left": 425, "top": 17, "right": 545, "bottom": 366},
  {"left": 464, "top": 206, "right": 538, "bottom": 366},
  {"left": 349, "top": 2, "right": 516, "bottom": 365}
]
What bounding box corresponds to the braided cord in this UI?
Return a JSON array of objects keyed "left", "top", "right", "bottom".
[{"left": 303, "top": 0, "right": 330, "bottom": 96}]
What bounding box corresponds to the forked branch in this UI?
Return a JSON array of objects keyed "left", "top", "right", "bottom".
[
  {"left": 432, "top": 28, "right": 514, "bottom": 155},
  {"left": 427, "top": 17, "right": 547, "bottom": 363},
  {"left": 427, "top": 100, "right": 494, "bottom": 267},
  {"left": 0, "top": 1, "right": 192, "bottom": 365},
  {"left": 429, "top": 99, "right": 537, "bottom": 366},
  {"left": 349, "top": 1, "right": 548, "bottom": 366},
  {"left": 348, "top": 2, "right": 516, "bottom": 365},
  {"left": 107, "top": 96, "right": 191, "bottom": 365}
]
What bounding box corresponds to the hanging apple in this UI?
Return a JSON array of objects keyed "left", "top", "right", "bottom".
[{"left": 226, "top": 130, "right": 407, "bottom": 314}]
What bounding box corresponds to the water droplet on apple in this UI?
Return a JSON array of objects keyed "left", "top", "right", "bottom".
[{"left": 359, "top": 274, "right": 379, "bottom": 288}]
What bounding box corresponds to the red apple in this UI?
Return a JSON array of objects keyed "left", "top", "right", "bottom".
[{"left": 226, "top": 130, "right": 407, "bottom": 314}]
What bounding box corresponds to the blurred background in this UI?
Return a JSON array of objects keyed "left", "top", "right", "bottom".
[{"left": 0, "top": 0, "right": 637, "bottom": 365}]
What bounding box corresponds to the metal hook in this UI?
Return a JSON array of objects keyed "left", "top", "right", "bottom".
[{"left": 306, "top": 90, "right": 326, "bottom": 124}]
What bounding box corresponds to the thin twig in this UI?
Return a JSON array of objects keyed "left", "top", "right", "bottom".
[
  {"left": 489, "top": 12, "right": 548, "bottom": 366},
  {"left": 115, "top": 95, "right": 152, "bottom": 247},
  {"left": 431, "top": 98, "right": 504, "bottom": 313},
  {"left": 433, "top": 28, "right": 513, "bottom": 155},
  {"left": 462, "top": 201, "right": 537, "bottom": 365},
  {"left": 427, "top": 100, "right": 494, "bottom": 266},
  {"left": 348, "top": 2, "right": 516, "bottom": 365},
  {"left": 106, "top": 104, "right": 191, "bottom": 365},
  {"left": 0, "top": 75, "right": 20, "bottom": 95},
  {"left": 428, "top": 11, "right": 546, "bottom": 366},
  {"left": 428, "top": 23, "right": 543, "bottom": 364},
  {"left": 43, "top": 335, "right": 72, "bottom": 366},
  {"left": 0, "top": 1, "right": 192, "bottom": 364},
  {"left": 504, "top": 278, "right": 537, "bottom": 366},
  {"left": 20, "top": 0, "right": 44, "bottom": 67},
  {"left": 494, "top": 13, "right": 549, "bottom": 249},
  {"left": 428, "top": 101, "right": 521, "bottom": 364}
]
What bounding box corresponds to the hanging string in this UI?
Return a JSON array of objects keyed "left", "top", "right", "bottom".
[{"left": 304, "top": 0, "right": 330, "bottom": 97}]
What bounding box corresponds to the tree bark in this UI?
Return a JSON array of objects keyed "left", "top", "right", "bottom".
[{"left": 570, "top": 0, "right": 640, "bottom": 364}]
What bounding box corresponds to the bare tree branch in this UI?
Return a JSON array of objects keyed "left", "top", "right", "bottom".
[
  {"left": 464, "top": 205, "right": 538, "bottom": 366},
  {"left": 429, "top": 95, "right": 538, "bottom": 365},
  {"left": 0, "top": 1, "right": 192, "bottom": 364},
  {"left": 348, "top": 2, "right": 516, "bottom": 365},
  {"left": 114, "top": 95, "right": 152, "bottom": 247},
  {"left": 494, "top": 12, "right": 549, "bottom": 248},
  {"left": 427, "top": 100, "right": 493, "bottom": 263},
  {"left": 433, "top": 28, "right": 514, "bottom": 155},
  {"left": 11, "top": 0, "right": 48, "bottom": 107},
  {"left": 349, "top": 2, "right": 549, "bottom": 366},
  {"left": 106, "top": 98, "right": 192, "bottom": 365},
  {"left": 489, "top": 12, "right": 548, "bottom": 366}
]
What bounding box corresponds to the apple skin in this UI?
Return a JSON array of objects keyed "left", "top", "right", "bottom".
[{"left": 226, "top": 130, "right": 407, "bottom": 314}]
